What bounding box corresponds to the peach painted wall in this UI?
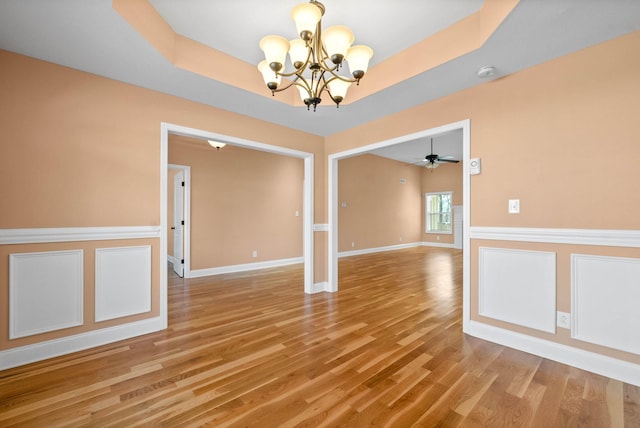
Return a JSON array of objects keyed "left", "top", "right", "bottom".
[
  {"left": 0, "top": 48, "right": 325, "bottom": 353},
  {"left": 0, "top": 51, "right": 324, "bottom": 227},
  {"left": 326, "top": 31, "right": 640, "bottom": 365},
  {"left": 421, "top": 162, "right": 463, "bottom": 245},
  {"left": 169, "top": 136, "right": 303, "bottom": 269},
  {"left": 338, "top": 154, "right": 422, "bottom": 252}
]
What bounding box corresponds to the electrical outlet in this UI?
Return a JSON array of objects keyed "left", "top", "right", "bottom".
[
  {"left": 351, "top": 241, "right": 355, "bottom": 248},
  {"left": 252, "top": 250, "right": 258, "bottom": 258},
  {"left": 508, "top": 199, "right": 520, "bottom": 214},
  {"left": 557, "top": 311, "right": 571, "bottom": 329}
]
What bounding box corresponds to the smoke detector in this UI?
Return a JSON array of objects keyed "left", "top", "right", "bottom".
[{"left": 476, "top": 66, "right": 496, "bottom": 78}]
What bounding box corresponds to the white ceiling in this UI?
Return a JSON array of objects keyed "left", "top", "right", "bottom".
[
  {"left": 371, "top": 129, "right": 464, "bottom": 166},
  {"left": 1, "top": 0, "right": 639, "bottom": 163},
  {"left": 148, "top": 0, "right": 484, "bottom": 68}
]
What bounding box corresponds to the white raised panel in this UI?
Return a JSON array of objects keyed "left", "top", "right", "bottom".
[
  {"left": 9, "top": 250, "right": 84, "bottom": 339},
  {"left": 95, "top": 246, "right": 151, "bottom": 322},
  {"left": 572, "top": 254, "right": 640, "bottom": 355},
  {"left": 479, "top": 247, "right": 556, "bottom": 333}
]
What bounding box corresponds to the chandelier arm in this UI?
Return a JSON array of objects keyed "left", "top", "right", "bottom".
[
  {"left": 319, "top": 44, "right": 336, "bottom": 71},
  {"left": 275, "top": 44, "right": 316, "bottom": 79},
  {"left": 276, "top": 68, "right": 306, "bottom": 79},
  {"left": 324, "top": 70, "right": 358, "bottom": 83},
  {"left": 291, "top": 80, "right": 312, "bottom": 95},
  {"left": 316, "top": 72, "right": 331, "bottom": 96},
  {"left": 270, "top": 75, "right": 302, "bottom": 94},
  {"left": 313, "top": 19, "right": 323, "bottom": 65}
]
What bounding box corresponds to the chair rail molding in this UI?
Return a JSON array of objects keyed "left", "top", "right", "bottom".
[
  {"left": 469, "top": 226, "right": 640, "bottom": 248},
  {"left": 0, "top": 226, "right": 161, "bottom": 245}
]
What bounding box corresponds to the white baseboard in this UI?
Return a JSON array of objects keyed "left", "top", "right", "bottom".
[
  {"left": 465, "top": 320, "right": 640, "bottom": 387},
  {"left": 338, "top": 242, "right": 422, "bottom": 258},
  {"left": 422, "top": 241, "right": 455, "bottom": 248},
  {"left": 0, "top": 316, "right": 165, "bottom": 371},
  {"left": 311, "top": 281, "right": 330, "bottom": 293},
  {"left": 189, "top": 257, "right": 303, "bottom": 278}
]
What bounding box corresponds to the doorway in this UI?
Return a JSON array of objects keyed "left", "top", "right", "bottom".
[
  {"left": 327, "top": 119, "right": 471, "bottom": 330},
  {"left": 159, "top": 123, "right": 315, "bottom": 328}
]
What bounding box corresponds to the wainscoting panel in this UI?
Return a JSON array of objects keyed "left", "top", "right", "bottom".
[
  {"left": 95, "top": 246, "right": 152, "bottom": 322},
  {"left": 479, "top": 247, "right": 556, "bottom": 333},
  {"left": 9, "top": 250, "right": 84, "bottom": 339},
  {"left": 572, "top": 254, "right": 640, "bottom": 355}
]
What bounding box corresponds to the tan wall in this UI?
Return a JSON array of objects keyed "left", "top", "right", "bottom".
[
  {"left": 169, "top": 136, "right": 303, "bottom": 269},
  {"left": 421, "top": 162, "right": 463, "bottom": 245},
  {"left": 327, "top": 31, "right": 640, "bottom": 365},
  {"left": 337, "top": 155, "right": 462, "bottom": 251},
  {"left": 327, "top": 32, "right": 640, "bottom": 229},
  {"left": 0, "top": 50, "right": 324, "bottom": 228},
  {"left": 0, "top": 49, "right": 325, "bottom": 353},
  {"left": 338, "top": 154, "right": 422, "bottom": 252}
]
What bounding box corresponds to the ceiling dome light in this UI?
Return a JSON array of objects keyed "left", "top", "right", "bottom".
[{"left": 208, "top": 140, "right": 226, "bottom": 150}]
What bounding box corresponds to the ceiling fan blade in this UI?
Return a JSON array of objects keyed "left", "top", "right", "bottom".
[{"left": 437, "top": 158, "right": 460, "bottom": 163}]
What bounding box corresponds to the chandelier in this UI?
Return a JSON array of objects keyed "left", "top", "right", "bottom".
[{"left": 257, "top": 0, "right": 373, "bottom": 111}]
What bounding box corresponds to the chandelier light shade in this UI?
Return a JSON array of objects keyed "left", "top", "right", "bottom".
[
  {"left": 346, "top": 45, "right": 374, "bottom": 78},
  {"left": 259, "top": 35, "right": 290, "bottom": 72},
  {"left": 291, "top": 3, "right": 322, "bottom": 39},
  {"left": 322, "top": 25, "right": 354, "bottom": 64},
  {"left": 257, "top": 0, "right": 373, "bottom": 111}
]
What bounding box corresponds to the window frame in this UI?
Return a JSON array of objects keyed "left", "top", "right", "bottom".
[{"left": 425, "top": 191, "right": 453, "bottom": 234}]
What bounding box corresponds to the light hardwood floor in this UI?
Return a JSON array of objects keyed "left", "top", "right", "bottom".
[{"left": 1, "top": 247, "right": 639, "bottom": 427}]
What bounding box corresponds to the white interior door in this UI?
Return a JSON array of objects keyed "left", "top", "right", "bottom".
[{"left": 173, "top": 171, "right": 184, "bottom": 277}]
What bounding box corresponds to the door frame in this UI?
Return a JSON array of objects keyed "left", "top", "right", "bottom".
[
  {"left": 168, "top": 164, "right": 191, "bottom": 277},
  {"left": 327, "top": 119, "right": 471, "bottom": 331},
  {"left": 159, "top": 123, "right": 315, "bottom": 326}
]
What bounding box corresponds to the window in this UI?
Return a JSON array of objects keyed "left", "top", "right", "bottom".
[{"left": 425, "top": 192, "right": 452, "bottom": 233}]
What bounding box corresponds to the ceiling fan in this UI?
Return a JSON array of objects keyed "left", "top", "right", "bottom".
[{"left": 420, "top": 138, "right": 460, "bottom": 169}]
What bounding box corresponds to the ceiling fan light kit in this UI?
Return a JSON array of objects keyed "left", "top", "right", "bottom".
[
  {"left": 421, "top": 138, "right": 460, "bottom": 171},
  {"left": 258, "top": 0, "right": 373, "bottom": 111}
]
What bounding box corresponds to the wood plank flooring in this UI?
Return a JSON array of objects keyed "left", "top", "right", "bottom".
[{"left": 1, "top": 247, "right": 639, "bottom": 427}]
